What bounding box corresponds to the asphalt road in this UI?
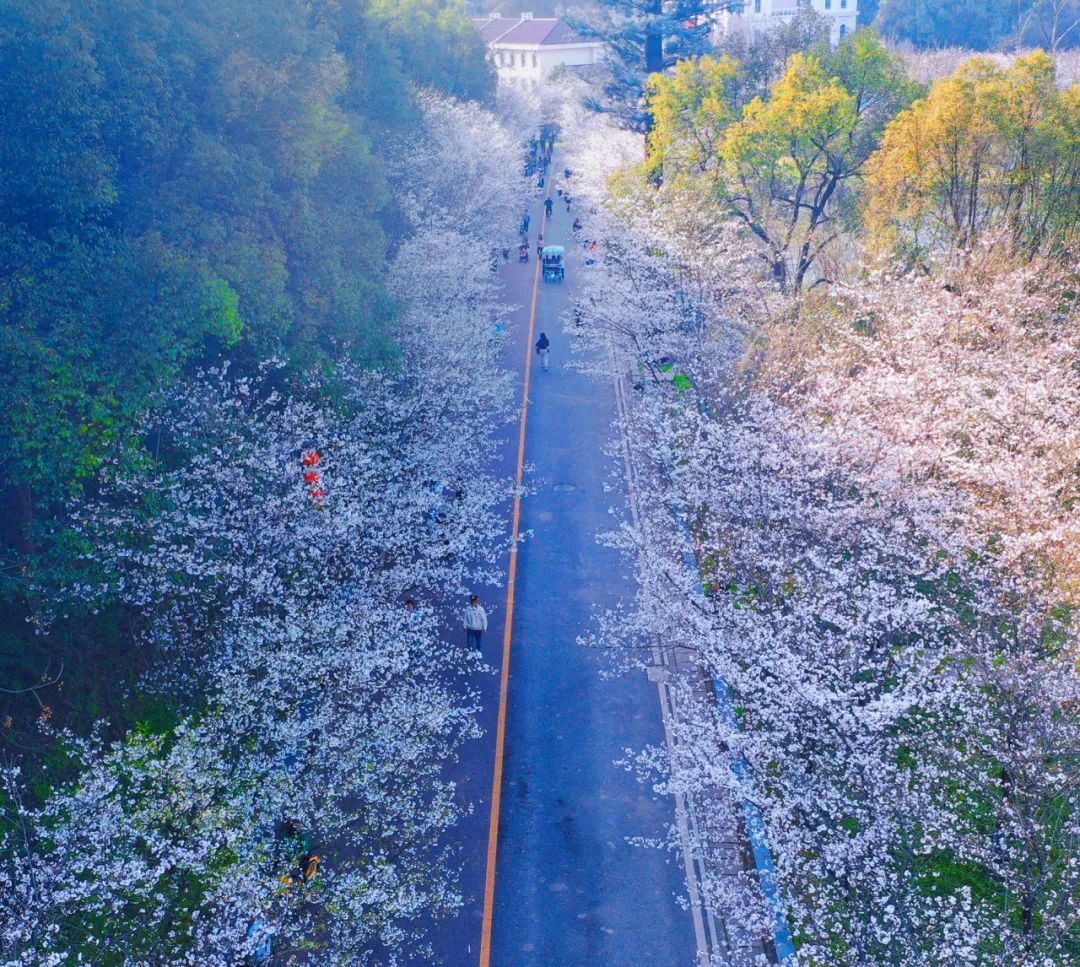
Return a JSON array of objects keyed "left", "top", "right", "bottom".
[{"left": 423, "top": 156, "right": 696, "bottom": 967}]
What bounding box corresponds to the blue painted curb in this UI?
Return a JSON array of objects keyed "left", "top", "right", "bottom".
[{"left": 675, "top": 533, "right": 799, "bottom": 965}]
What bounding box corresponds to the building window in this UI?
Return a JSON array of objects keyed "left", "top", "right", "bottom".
[
  {"left": 824, "top": 0, "right": 831, "bottom": 7},
  {"left": 754, "top": 0, "right": 761, "bottom": 11},
  {"left": 840, "top": 0, "right": 847, "bottom": 6},
  {"left": 532, "top": 52, "right": 537, "bottom": 68},
  {"left": 839, "top": 22, "right": 847, "bottom": 36}
]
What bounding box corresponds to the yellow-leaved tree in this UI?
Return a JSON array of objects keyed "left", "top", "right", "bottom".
[
  {"left": 646, "top": 54, "right": 743, "bottom": 178},
  {"left": 646, "top": 31, "right": 917, "bottom": 293},
  {"left": 864, "top": 51, "right": 1080, "bottom": 259}
]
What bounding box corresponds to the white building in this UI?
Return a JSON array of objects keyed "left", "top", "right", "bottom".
[
  {"left": 718, "top": 0, "right": 858, "bottom": 45},
  {"left": 472, "top": 14, "right": 605, "bottom": 86}
]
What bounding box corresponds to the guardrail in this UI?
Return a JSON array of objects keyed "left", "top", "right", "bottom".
[
  {"left": 628, "top": 340, "right": 800, "bottom": 962},
  {"left": 709, "top": 671, "right": 799, "bottom": 964}
]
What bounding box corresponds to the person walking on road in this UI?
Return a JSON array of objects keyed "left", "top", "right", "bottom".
[
  {"left": 535, "top": 331, "right": 551, "bottom": 371},
  {"left": 463, "top": 595, "right": 487, "bottom": 649},
  {"left": 544, "top": 197, "right": 553, "bottom": 218},
  {"left": 537, "top": 233, "right": 544, "bottom": 260}
]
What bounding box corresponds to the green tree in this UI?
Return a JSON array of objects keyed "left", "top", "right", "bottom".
[
  {"left": 0, "top": 0, "right": 493, "bottom": 749},
  {"left": 570, "top": 0, "right": 741, "bottom": 133},
  {"left": 646, "top": 55, "right": 743, "bottom": 176},
  {"left": 0, "top": 0, "right": 492, "bottom": 539},
  {"left": 648, "top": 30, "right": 918, "bottom": 291},
  {"left": 370, "top": 0, "right": 494, "bottom": 102},
  {"left": 875, "top": 0, "right": 1019, "bottom": 49}
]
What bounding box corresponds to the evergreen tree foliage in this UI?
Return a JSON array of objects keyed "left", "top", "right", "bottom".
[
  {"left": 569, "top": 0, "right": 740, "bottom": 131},
  {"left": 0, "top": 0, "right": 492, "bottom": 761},
  {"left": 0, "top": 0, "right": 491, "bottom": 521}
]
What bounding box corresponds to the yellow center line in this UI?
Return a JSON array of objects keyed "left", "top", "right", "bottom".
[{"left": 478, "top": 175, "right": 552, "bottom": 967}]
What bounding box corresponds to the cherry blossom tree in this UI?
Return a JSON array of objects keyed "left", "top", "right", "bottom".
[
  {"left": 561, "top": 103, "right": 1080, "bottom": 966},
  {"left": 392, "top": 90, "right": 528, "bottom": 251},
  {"left": 0, "top": 94, "right": 528, "bottom": 965},
  {"left": 761, "top": 249, "right": 1080, "bottom": 593}
]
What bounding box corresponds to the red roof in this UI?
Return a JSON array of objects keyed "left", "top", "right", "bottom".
[
  {"left": 472, "top": 16, "right": 589, "bottom": 46},
  {"left": 473, "top": 17, "right": 521, "bottom": 42}
]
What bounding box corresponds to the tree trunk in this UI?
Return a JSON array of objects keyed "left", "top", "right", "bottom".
[
  {"left": 12, "top": 484, "right": 35, "bottom": 558},
  {"left": 773, "top": 256, "right": 788, "bottom": 292},
  {"left": 643, "top": 0, "right": 663, "bottom": 151}
]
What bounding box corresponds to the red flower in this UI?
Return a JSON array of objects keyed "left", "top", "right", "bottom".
[
  {"left": 303, "top": 472, "right": 320, "bottom": 485},
  {"left": 309, "top": 490, "right": 326, "bottom": 500},
  {"left": 301, "top": 451, "right": 321, "bottom": 467}
]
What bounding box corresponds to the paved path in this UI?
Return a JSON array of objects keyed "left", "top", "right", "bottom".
[{"left": 424, "top": 157, "right": 697, "bottom": 967}]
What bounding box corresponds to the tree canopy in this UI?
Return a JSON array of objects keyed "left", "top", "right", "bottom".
[
  {"left": 0, "top": 0, "right": 492, "bottom": 531},
  {"left": 646, "top": 30, "right": 918, "bottom": 291},
  {"left": 865, "top": 51, "right": 1080, "bottom": 258},
  {"left": 563, "top": 65, "right": 1080, "bottom": 964},
  {"left": 873, "top": 0, "right": 1080, "bottom": 50},
  {"left": 0, "top": 87, "right": 527, "bottom": 965},
  {"left": 0, "top": 0, "right": 494, "bottom": 809}
]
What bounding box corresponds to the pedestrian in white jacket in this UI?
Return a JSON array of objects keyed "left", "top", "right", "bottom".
[{"left": 463, "top": 595, "right": 488, "bottom": 650}]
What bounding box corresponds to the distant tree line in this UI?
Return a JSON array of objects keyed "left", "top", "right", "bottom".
[{"left": 866, "top": 0, "right": 1080, "bottom": 51}]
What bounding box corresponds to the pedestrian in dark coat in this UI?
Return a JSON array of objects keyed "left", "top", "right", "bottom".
[{"left": 535, "top": 331, "right": 551, "bottom": 371}]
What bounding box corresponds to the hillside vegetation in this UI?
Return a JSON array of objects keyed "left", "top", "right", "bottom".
[{"left": 0, "top": 0, "right": 491, "bottom": 747}]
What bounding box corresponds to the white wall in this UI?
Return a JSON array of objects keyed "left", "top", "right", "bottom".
[
  {"left": 539, "top": 44, "right": 600, "bottom": 76},
  {"left": 491, "top": 42, "right": 602, "bottom": 85},
  {"left": 720, "top": 0, "right": 857, "bottom": 44},
  {"left": 492, "top": 45, "right": 543, "bottom": 84}
]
